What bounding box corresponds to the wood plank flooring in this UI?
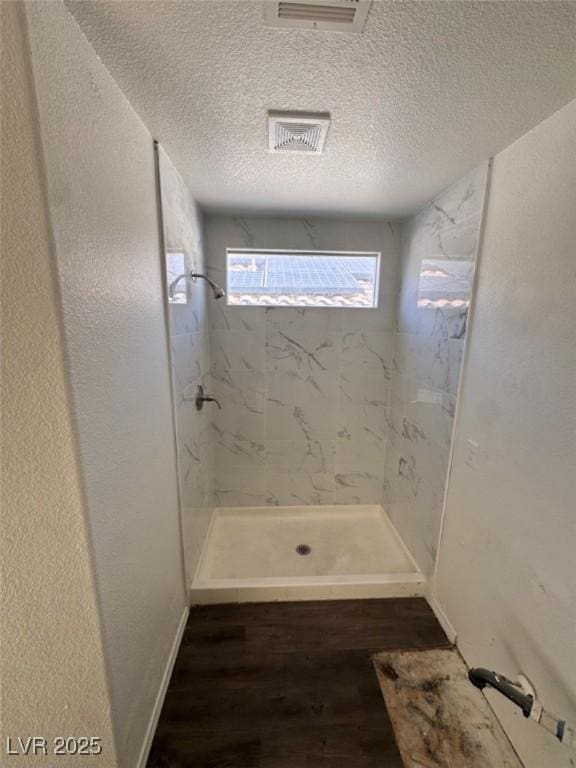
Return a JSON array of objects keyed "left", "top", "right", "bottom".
[{"left": 147, "top": 598, "right": 450, "bottom": 768}]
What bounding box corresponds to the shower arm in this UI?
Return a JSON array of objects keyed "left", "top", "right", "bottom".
[
  {"left": 167, "top": 272, "right": 225, "bottom": 300},
  {"left": 190, "top": 272, "right": 225, "bottom": 299}
]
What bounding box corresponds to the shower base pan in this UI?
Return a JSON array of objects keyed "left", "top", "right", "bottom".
[{"left": 190, "top": 505, "right": 425, "bottom": 604}]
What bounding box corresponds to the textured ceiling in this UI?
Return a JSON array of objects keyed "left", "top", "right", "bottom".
[{"left": 66, "top": 0, "right": 576, "bottom": 217}]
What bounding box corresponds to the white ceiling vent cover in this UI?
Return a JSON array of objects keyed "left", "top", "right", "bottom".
[
  {"left": 265, "top": 0, "right": 372, "bottom": 34},
  {"left": 268, "top": 111, "right": 330, "bottom": 154}
]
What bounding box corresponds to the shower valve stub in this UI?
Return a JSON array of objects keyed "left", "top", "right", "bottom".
[{"left": 195, "top": 385, "right": 222, "bottom": 411}]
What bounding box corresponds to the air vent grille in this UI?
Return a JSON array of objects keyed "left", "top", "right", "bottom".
[
  {"left": 274, "top": 122, "right": 322, "bottom": 152},
  {"left": 265, "top": 0, "right": 371, "bottom": 34},
  {"left": 278, "top": 2, "right": 357, "bottom": 23},
  {"left": 268, "top": 112, "right": 330, "bottom": 155}
]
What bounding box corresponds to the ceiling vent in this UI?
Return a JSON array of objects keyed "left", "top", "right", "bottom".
[
  {"left": 264, "top": 0, "right": 372, "bottom": 34},
  {"left": 268, "top": 111, "right": 330, "bottom": 155}
]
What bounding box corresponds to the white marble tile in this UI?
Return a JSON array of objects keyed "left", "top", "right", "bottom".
[
  {"left": 181, "top": 506, "right": 213, "bottom": 583},
  {"left": 339, "top": 302, "right": 395, "bottom": 333},
  {"left": 209, "top": 302, "right": 265, "bottom": 332},
  {"left": 204, "top": 214, "right": 408, "bottom": 509},
  {"left": 336, "top": 403, "right": 388, "bottom": 473},
  {"left": 176, "top": 395, "right": 211, "bottom": 444},
  {"left": 448, "top": 338, "right": 465, "bottom": 396},
  {"left": 214, "top": 466, "right": 266, "bottom": 507},
  {"left": 403, "top": 211, "right": 481, "bottom": 269},
  {"left": 159, "top": 148, "right": 215, "bottom": 583},
  {"left": 395, "top": 165, "right": 485, "bottom": 344},
  {"left": 394, "top": 333, "right": 464, "bottom": 395},
  {"left": 266, "top": 371, "right": 338, "bottom": 441},
  {"left": 397, "top": 277, "right": 474, "bottom": 339},
  {"left": 384, "top": 447, "right": 418, "bottom": 506},
  {"left": 264, "top": 471, "right": 334, "bottom": 506},
  {"left": 170, "top": 293, "right": 207, "bottom": 335},
  {"left": 211, "top": 370, "right": 265, "bottom": 412},
  {"left": 211, "top": 329, "right": 265, "bottom": 372},
  {"left": 179, "top": 433, "right": 213, "bottom": 508},
  {"left": 210, "top": 372, "right": 265, "bottom": 444},
  {"left": 412, "top": 164, "right": 488, "bottom": 239},
  {"left": 416, "top": 307, "right": 469, "bottom": 340},
  {"left": 205, "top": 261, "right": 226, "bottom": 286},
  {"left": 339, "top": 250, "right": 399, "bottom": 333},
  {"left": 433, "top": 211, "right": 482, "bottom": 261},
  {"left": 212, "top": 400, "right": 265, "bottom": 444},
  {"left": 392, "top": 334, "right": 420, "bottom": 381},
  {"left": 388, "top": 412, "right": 450, "bottom": 497},
  {"left": 265, "top": 307, "right": 341, "bottom": 332},
  {"left": 171, "top": 332, "right": 210, "bottom": 397},
  {"left": 390, "top": 372, "right": 455, "bottom": 451},
  {"left": 334, "top": 469, "right": 384, "bottom": 505},
  {"left": 397, "top": 222, "right": 479, "bottom": 338},
  {"left": 266, "top": 440, "right": 335, "bottom": 474},
  {"left": 341, "top": 331, "right": 394, "bottom": 377},
  {"left": 266, "top": 400, "right": 337, "bottom": 443},
  {"left": 378, "top": 164, "right": 487, "bottom": 576},
  {"left": 210, "top": 370, "right": 263, "bottom": 439},
  {"left": 228, "top": 216, "right": 261, "bottom": 248},
  {"left": 389, "top": 377, "right": 449, "bottom": 451},
  {"left": 383, "top": 444, "right": 443, "bottom": 577},
  {"left": 339, "top": 369, "right": 390, "bottom": 408},
  {"left": 267, "top": 367, "right": 338, "bottom": 403},
  {"left": 212, "top": 422, "right": 266, "bottom": 468},
  {"left": 266, "top": 328, "right": 339, "bottom": 375},
  {"left": 205, "top": 215, "right": 400, "bottom": 256}
]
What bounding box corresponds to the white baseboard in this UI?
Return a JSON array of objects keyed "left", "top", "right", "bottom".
[
  {"left": 137, "top": 606, "right": 189, "bottom": 768},
  {"left": 429, "top": 595, "right": 458, "bottom": 645}
]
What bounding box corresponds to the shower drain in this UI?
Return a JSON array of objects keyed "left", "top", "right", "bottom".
[{"left": 295, "top": 544, "right": 312, "bottom": 556}]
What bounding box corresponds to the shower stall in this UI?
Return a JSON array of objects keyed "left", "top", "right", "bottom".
[{"left": 157, "top": 146, "right": 489, "bottom": 604}]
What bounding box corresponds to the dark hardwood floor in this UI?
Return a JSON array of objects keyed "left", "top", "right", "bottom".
[{"left": 147, "top": 598, "right": 450, "bottom": 768}]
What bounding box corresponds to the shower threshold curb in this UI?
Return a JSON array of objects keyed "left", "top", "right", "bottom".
[{"left": 189, "top": 573, "right": 426, "bottom": 605}]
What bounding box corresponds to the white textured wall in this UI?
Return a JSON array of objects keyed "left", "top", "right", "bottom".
[
  {"left": 25, "top": 3, "right": 187, "bottom": 765},
  {"left": 157, "top": 147, "right": 214, "bottom": 583},
  {"left": 0, "top": 3, "right": 117, "bottom": 764},
  {"left": 383, "top": 166, "right": 488, "bottom": 576},
  {"left": 204, "top": 215, "right": 401, "bottom": 506},
  {"left": 435, "top": 100, "right": 576, "bottom": 767}
]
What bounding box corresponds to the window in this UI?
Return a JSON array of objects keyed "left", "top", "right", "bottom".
[{"left": 226, "top": 249, "right": 380, "bottom": 308}]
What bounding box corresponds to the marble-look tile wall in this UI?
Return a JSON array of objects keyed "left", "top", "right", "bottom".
[
  {"left": 158, "top": 148, "right": 214, "bottom": 581},
  {"left": 204, "top": 216, "right": 402, "bottom": 507},
  {"left": 383, "top": 164, "right": 489, "bottom": 576}
]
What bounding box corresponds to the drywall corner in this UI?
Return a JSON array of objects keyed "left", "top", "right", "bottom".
[{"left": 1, "top": 1, "right": 118, "bottom": 761}]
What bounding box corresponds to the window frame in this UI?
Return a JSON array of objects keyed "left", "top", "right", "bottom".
[{"left": 225, "top": 248, "right": 382, "bottom": 309}]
